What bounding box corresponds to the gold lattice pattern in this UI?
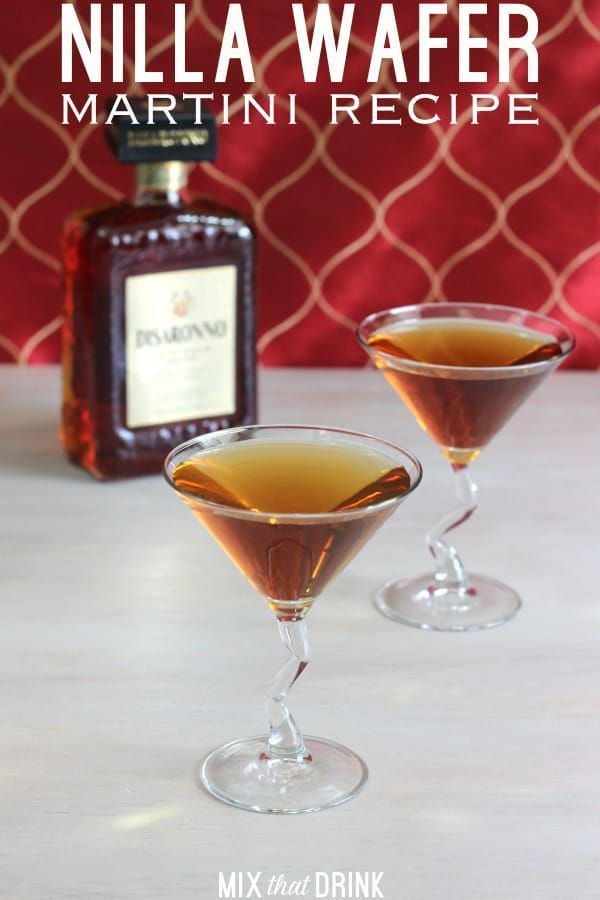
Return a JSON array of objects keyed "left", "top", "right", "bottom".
[{"left": 0, "top": 1, "right": 599, "bottom": 366}]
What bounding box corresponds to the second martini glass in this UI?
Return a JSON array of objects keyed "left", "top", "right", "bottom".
[
  {"left": 165, "top": 425, "right": 422, "bottom": 813},
  {"left": 358, "top": 302, "right": 574, "bottom": 632}
]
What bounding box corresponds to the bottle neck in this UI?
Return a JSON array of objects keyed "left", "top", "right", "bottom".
[{"left": 133, "top": 162, "right": 191, "bottom": 205}]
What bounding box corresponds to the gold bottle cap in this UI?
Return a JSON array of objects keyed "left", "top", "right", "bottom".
[
  {"left": 105, "top": 97, "right": 217, "bottom": 164},
  {"left": 136, "top": 161, "right": 189, "bottom": 192}
]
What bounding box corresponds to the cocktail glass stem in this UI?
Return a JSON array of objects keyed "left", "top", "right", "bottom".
[
  {"left": 372, "top": 457, "right": 521, "bottom": 630},
  {"left": 427, "top": 464, "right": 478, "bottom": 593},
  {"left": 266, "top": 619, "right": 310, "bottom": 760}
]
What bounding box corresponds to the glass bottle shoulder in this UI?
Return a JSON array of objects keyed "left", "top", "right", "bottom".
[{"left": 64, "top": 196, "right": 254, "bottom": 249}]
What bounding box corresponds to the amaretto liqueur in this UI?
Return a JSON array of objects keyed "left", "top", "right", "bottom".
[{"left": 61, "top": 97, "right": 256, "bottom": 479}]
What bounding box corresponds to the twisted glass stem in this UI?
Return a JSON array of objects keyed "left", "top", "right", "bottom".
[
  {"left": 426, "top": 464, "right": 478, "bottom": 592},
  {"left": 266, "top": 619, "right": 311, "bottom": 760}
]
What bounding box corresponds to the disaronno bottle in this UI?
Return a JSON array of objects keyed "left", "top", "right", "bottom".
[{"left": 61, "top": 97, "right": 256, "bottom": 479}]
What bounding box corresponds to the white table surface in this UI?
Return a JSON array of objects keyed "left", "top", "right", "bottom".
[{"left": 1, "top": 366, "right": 599, "bottom": 900}]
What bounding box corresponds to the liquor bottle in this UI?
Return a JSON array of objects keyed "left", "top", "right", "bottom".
[{"left": 61, "top": 97, "right": 256, "bottom": 480}]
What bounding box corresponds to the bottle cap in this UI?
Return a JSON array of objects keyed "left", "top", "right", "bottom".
[{"left": 105, "top": 96, "right": 217, "bottom": 164}]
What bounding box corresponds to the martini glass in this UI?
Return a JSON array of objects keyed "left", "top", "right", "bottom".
[
  {"left": 164, "top": 425, "right": 422, "bottom": 813},
  {"left": 357, "top": 302, "right": 574, "bottom": 632}
]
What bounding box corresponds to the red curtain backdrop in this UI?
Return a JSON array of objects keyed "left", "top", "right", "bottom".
[{"left": 0, "top": 1, "right": 599, "bottom": 367}]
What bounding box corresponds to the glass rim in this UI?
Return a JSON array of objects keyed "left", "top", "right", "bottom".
[
  {"left": 163, "top": 424, "right": 423, "bottom": 523},
  {"left": 356, "top": 302, "right": 576, "bottom": 376}
]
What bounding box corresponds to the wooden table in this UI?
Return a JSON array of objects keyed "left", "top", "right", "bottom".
[{"left": 1, "top": 366, "right": 598, "bottom": 899}]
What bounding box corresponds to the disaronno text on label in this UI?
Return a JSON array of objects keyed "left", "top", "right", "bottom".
[{"left": 135, "top": 320, "right": 229, "bottom": 349}]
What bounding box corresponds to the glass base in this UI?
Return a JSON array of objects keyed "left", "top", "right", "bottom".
[
  {"left": 373, "top": 573, "right": 522, "bottom": 632},
  {"left": 200, "top": 735, "right": 368, "bottom": 814}
]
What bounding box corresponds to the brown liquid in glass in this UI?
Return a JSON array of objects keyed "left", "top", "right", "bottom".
[
  {"left": 173, "top": 441, "right": 412, "bottom": 618},
  {"left": 368, "top": 319, "right": 563, "bottom": 464}
]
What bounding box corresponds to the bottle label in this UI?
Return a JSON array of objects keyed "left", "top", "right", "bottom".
[{"left": 125, "top": 265, "right": 237, "bottom": 429}]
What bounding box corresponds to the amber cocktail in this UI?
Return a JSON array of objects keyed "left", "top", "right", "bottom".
[
  {"left": 165, "top": 425, "right": 422, "bottom": 813},
  {"left": 358, "top": 303, "right": 574, "bottom": 632}
]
